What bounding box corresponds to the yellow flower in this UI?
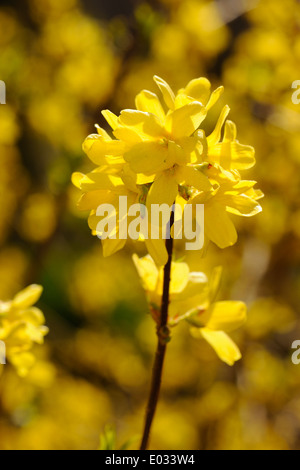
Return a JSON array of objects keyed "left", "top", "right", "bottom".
[
  {"left": 72, "top": 167, "right": 139, "bottom": 258},
  {"left": 73, "top": 75, "right": 263, "bottom": 265},
  {"left": 133, "top": 255, "right": 246, "bottom": 366},
  {"left": 0, "top": 285, "right": 48, "bottom": 377},
  {"left": 206, "top": 108, "right": 256, "bottom": 171},
  {"left": 189, "top": 163, "right": 263, "bottom": 249},
  {"left": 102, "top": 76, "right": 219, "bottom": 184},
  {"left": 133, "top": 253, "right": 207, "bottom": 324},
  {"left": 185, "top": 267, "right": 247, "bottom": 366}
]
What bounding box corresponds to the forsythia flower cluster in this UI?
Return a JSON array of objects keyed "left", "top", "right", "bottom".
[
  {"left": 74, "top": 76, "right": 262, "bottom": 265},
  {"left": 0, "top": 285, "right": 48, "bottom": 377},
  {"left": 73, "top": 76, "right": 263, "bottom": 365}
]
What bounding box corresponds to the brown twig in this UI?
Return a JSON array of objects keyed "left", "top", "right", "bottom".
[{"left": 140, "top": 210, "right": 174, "bottom": 450}]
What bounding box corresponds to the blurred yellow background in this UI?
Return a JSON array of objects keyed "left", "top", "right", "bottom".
[{"left": 0, "top": 0, "right": 300, "bottom": 450}]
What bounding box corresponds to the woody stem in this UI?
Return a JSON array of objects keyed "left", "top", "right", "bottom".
[{"left": 139, "top": 210, "right": 174, "bottom": 451}]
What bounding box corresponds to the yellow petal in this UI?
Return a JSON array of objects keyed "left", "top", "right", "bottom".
[
  {"left": 168, "top": 271, "right": 209, "bottom": 321},
  {"left": 208, "top": 266, "right": 223, "bottom": 302},
  {"left": 244, "top": 186, "right": 264, "bottom": 201},
  {"left": 95, "top": 126, "right": 112, "bottom": 140},
  {"left": 223, "top": 119, "right": 237, "bottom": 141},
  {"left": 83, "top": 134, "right": 126, "bottom": 165},
  {"left": 124, "top": 142, "right": 172, "bottom": 175},
  {"left": 191, "top": 130, "right": 208, "bottom": 163},
  {"left": 78, "top": 172, "right": 116, "bottom": 192},
  {"left": 136, "top": 173, "right": 156, "bottom": 185},
  {"left": 166, "top": 103, "right": 207, "bottom": 139},
  {"left": 208, "top": 121, "right": 256, "bottom": 170},
  {"left": 113, "top": 126, "right": 143, "bottom": 143},
  {"left": 175, "top": 166, "right": 211, "bottom": 192},
  {"left": 153, "top": 75, "right": 175, "bottom": 110},
  {"left": 79, "top": 172, "right": 124, "bottom": 192},
  {"left": 147, "top": 173, "right": 178, "bottom": 208},
  {"left": 145, "top": 174, "right": 178, "bottom": 267},
  {"left": 77, "top": 190, "right": 112, "bottom": 211},
  {"left": 191, "top": 328, "right": 241, "bottom": 366},
  {"left": 102, "top": 238, "right": 127, "bottom": 257},
  {"left": 206, "top": 86, "right": 224, "bottom": 110},
  {"left": 145, "top": 238, "right": 168, "bottom": 267},
  {"left": 174, "top": 93, "right": 195, "bottom": 109},
  {"left": 205, "top": 301, "right": 247, "bottom": 332},
  {"left": 210, "top": 142, "right": 256, "bottom": 171},
  {"left": 13, "top": 285, "right": 43, "bottom": 310},
  {"left": 87, "top": 191, "right": 122, "bottom": 232},
  {"left": 121, "top": 165, "right": 155, "bottom": 190},
  {"left": 169, "top": 296, "right": 208, "bottom": 323},
  {"left": 231, "top": 180, "right": 257, "bottom": 194},
  {"left": 178, "top": 135, "right": 200, "bottom": 157},
  {"left": 205, "top": 204, "right": 237, "bottom": 248},
  {"left": 132, "top": 254, "right": 159, "bottom": 292},
  {"left": 169, "top": 263, "right": 190, "bottom": 294},
  {"left": 167, "top": 140, "right": 187, "bottom": 166},
  {"left": 225, "top": 194, "right": 262, "bottom": 217},
  {"left": 119, "top": 110, "right": 164, "bottom": 139},
  {"left": 252, "top": 189, "right": 264, "bottom": 200},
  {"left": 101, "top": 110, "right": 119, "bottom": 130},
  {"left": 88, "top": 157, "right": 125, "bottom": 174},
  {"left": 135, "top": 90, "right": 165, "bottom": 123},
  {"left": 183, "top": 77, "right": 211, "bottom": 105},
  {"left": 120, "top": 164, "right": 139, "bottom": 192},
  {"left": 206, "top": 164, "right": 240, "bottom": 186},
  {"left": 88, "top": 210, "right": 101, "bottom": 232},
  {"left": 72, "top": 172, "right": 85, "bottom": 189},
  {"left": 207, "top": 105, "right": 230, "bottom": 146},
  {"left": 154, "top": 261, "right": 190, "bottom": 297}
]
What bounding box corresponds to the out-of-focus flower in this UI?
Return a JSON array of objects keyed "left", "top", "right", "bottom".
[
  {"left": 133, "top": 255, "right": 246, "bottom": 365},
  {"left": 0, "top": 105, "right": 20, "bottom": 146},
  {"left": 18, "top": 193, "right": 57, "bottom": 243},
  {"left": 0, "top": 285, "right": 48, "bottom": 377}
]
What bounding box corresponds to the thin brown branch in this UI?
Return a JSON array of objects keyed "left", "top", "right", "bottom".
[{"left": 139, "top": 210, "right": 174, "bottom": 450}]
